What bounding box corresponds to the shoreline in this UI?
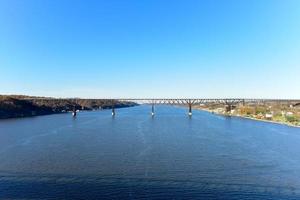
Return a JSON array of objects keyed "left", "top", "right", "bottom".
[
  {"left": 0, "top": 106, "right": 137, "bottom": 120},
  {"left": 0, "top": 95, "right": 137, "bottom": 120},
  {"left": 195, "top": 107, "right": 300, "bottom": 128}
]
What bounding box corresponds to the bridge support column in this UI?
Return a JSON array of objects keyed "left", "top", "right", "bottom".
[
  {"left": 111, "top": 100, "right": 115, "bottom": 116},
  {"left": 72, "top": 107, "right": 77, "bottom": 117},
  {"left": 226, "top": 104, "right": 231, "bottom": 112},
  {"left": 225, "top": 104, "right": 234, "bottom": 116},
  {"left": 112, "top": 107, "right": 115, "bottom": 116},
  {"left": 151, "top": 104, "right": 155, "bottom": 116},
  {"left": 188, "top": 103, "right": 192, "bottom": 116}
]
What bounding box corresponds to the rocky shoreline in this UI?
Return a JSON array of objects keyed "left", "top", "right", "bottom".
[{"left": 0, "top": 95, "right": 137, "bottom": 119}]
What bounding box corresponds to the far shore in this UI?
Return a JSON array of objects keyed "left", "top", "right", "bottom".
[
  {"left": 0, "top": 95, "right": 137, "bottom": 119},
  {"left": 195, "top": 107, "right": 300, "bottom": 128}
]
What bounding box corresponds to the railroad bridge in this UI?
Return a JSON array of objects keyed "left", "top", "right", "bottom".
[
  {"left": 23, "top": 97, "right": 300, "bottom": 117},
  {"left": 75, "top": 98, "right": 300, "bottom": 117}
]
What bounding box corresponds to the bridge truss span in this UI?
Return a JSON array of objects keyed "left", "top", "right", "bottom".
[
  {"left": 22, "top": 97, "right": 300, "bottom": 117},
  {"left": 114, "top": 98, "right": 300, "bottom": 116}
]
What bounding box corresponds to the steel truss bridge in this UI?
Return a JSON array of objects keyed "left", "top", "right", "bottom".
[
  {"left": 61, "top": 98, "right": 300, "bottom": 116},
  {"left": 108, "top": 98, "right": 300, "bottom": 116},
  {"left": 24, "top": 97, "right": 300, "bottom": 116}
]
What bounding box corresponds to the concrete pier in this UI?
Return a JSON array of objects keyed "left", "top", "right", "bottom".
[
  {"left": 188, "top": 103, "right": 192, "bottom": 116},
  {"left": 112, "top": 107, "right": 115, "bottom": 116},
  {"left": 151, "top": 104, "right": 155, "bottom": 116},
  {"left": 72, "top": 108, "right": 77, "bottom": 117}
]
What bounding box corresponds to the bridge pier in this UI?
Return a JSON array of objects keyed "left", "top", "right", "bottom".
[
  {"left": 151, "top": 104, "right": 155, "bottom": 116},
  {"left": 111, "top": 100, "right": 115, "bottom": 116},
  {"left": 225, "top": 103, "right": 236, "bottom": 115},
  {"left": 112, "top": 105, "right": 115, "bottom": 116},
  {"left": 188, "top": 103, "right": 192, "bottom": 116},
  {"left": 72, "top": 107, "right": 77, "bottom": 117},
  {"left": 225, "top": 104, "right": 231, "bottom": 112}
]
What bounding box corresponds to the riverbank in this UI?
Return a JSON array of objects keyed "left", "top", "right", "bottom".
[
  {"left": 0, "top": 95, "right": 137, "bottom": 119},
  {"left": 195, "top": 107, "right": 300, "bottom": 128}
]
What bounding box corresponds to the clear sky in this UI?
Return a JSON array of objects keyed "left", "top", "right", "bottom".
[{"left": 0, "top": 0, "right": 300, "bottom": 98}]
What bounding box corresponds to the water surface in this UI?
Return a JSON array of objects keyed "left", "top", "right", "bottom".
[{"left": 1, "top": 105, "right": 300, "bottom": 199}]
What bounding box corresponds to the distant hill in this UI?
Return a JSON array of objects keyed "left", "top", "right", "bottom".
[{"left": 0, "top": 95, "right": 137, "bottom": 119}]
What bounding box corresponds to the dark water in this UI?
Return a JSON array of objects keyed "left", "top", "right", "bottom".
[{"left": 1, "top": 105, "right": 300, "bottom": 199}]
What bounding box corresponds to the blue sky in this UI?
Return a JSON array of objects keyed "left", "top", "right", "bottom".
[{"left": 0, "top": 0, "right": 300, "bottom": 98}]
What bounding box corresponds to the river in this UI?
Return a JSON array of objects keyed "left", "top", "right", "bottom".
[{"left": 0, "top": 105, "right": 300, "bottom": 199}]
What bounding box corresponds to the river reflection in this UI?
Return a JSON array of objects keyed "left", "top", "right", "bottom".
[{"left": 0, "top": 105, "right": 300, "bottom": 199}]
